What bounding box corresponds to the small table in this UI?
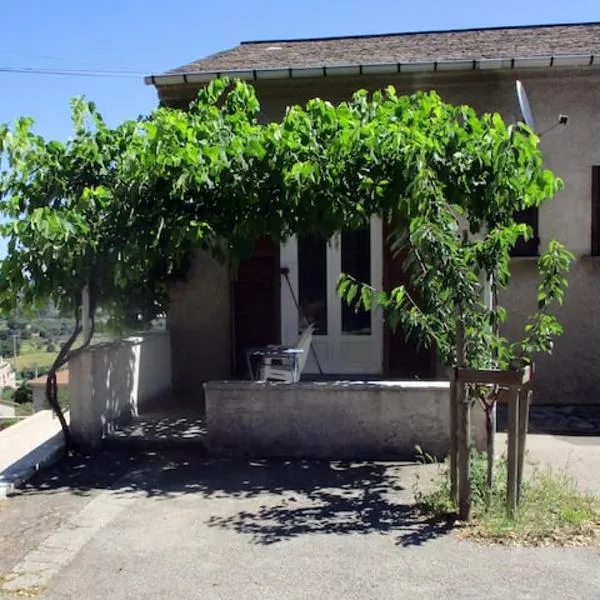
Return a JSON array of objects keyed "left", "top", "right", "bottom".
[{"left": 245, "top": 346, "right": 305, "bottom": 382}]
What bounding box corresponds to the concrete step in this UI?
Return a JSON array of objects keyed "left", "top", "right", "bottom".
[
  {"left": 104, "top": 433, "right": 208, "bottom": 452},
  {"left": 104, "top": 412, "right": 208, "bottom": 452}
]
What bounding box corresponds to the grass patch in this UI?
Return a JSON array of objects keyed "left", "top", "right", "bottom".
[
  {"left": 11, "top": 334, "right": 115, "bottom": 374},
  {"left": 12, "top": 351, "right": 55, "bottom": 372},
  {"left": 0, "top": 418, "right": 19, "bottom": 431},
  {"left": 415, "top": 451, "right": 600, "bottom": 547},
  {"left": 15, "top": 401, "right": 34, "bottom": 417}
]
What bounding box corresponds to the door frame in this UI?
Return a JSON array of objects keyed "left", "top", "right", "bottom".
[{"left": 280, "top": 218, "right": 383, "bottom": 374}]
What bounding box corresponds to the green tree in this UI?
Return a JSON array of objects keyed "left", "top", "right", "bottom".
[
  {"left": 0, "top": 338, "right": 20, "bottom": 358},
  {"left": 0, "top": 79, "right": 572, "bottom": 462},
  {"left": 13, "top": 383, "right": 33, "bottom": 405},
  {"left": 0, "top": 100, "right": 179, "bottom": 446}
]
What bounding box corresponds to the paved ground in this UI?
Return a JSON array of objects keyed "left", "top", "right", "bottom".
[
  {"left": 498, "top": 404, "right": 600, "bottom": 436},
  {"left": 502, "top": 432, "right": 600, "bottom": 494},
  {"left": 1, "top": 437, "right": 600, "bottom": 599},
  {"left": 0, "top": 452, "right": 147, "bottom": 579}
]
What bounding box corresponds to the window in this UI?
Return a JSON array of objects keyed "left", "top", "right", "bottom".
[
  {"left": 511, "top": 206, "right": 539, "bottom": 257},
  {"left": 341, "top": 226, "right": 372, "bottom": 335},
  {"left": 592, "top": 166, "right": 600, "bottom": 256},
  {"left": 298, "top": 233, "right": 327, "bottom": 335}
]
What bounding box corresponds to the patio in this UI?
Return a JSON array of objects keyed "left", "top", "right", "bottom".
[{"left": 105, "top": 395, "right": 207, "bottom": 450}]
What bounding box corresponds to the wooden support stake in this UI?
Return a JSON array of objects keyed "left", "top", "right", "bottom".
[
  {"left": 485, "top": 400, "right": 496, "bottom": 501},
  {"left": 455, "top": 319, "right": 470, "bottom": 521},
  {"left": 450, "top": 369, "right": 459, "bottom": 505},
  {"left": 506, "top": 385, "right": 520, "bottom": 518},
  {"left": 456, "top": 365, "right": 531, "bottom": 386},
  {"left": 458, "top": 384, "right": 471, "bottom": 521},
  {"left": 517, "top": 385, "right": 531, "bottom": 503}
]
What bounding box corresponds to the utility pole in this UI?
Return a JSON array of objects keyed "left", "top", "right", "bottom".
[{"left": 11, "top": 334, "right": 19, "bottom": 370}]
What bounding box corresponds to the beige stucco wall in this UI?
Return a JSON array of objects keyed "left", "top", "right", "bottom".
[
  {"left": 159, "top": 66, "right": 600, "bottom": 404},
  {"left": 167, "top": 250, "right": 231, "bottom": 397},
  {"left": 69, "top": 331, "right": 172, "bottom": 448}
]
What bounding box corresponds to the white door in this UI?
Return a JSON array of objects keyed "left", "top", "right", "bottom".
[{"left": 280, "top": 218, "right": 383, "bottom": 375}]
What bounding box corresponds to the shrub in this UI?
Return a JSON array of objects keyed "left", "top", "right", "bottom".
[
  {"left": 414, "top": 450, "right": 600, "bottom": 545},
  {"left": 13, "top": 383, "right": 33, "bottom": 405}
]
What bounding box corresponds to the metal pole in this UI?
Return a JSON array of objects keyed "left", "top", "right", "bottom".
[{"left": 280, "top": 268, "right": 324, "bottom": 375}]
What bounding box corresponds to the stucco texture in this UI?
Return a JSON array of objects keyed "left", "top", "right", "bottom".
[
  {"left": 168, "top": 249, "right": 232, "bottom": 397},
  {"left": 161, "top": 67, "right": 600, "bottom": 404},
  {"left": 204, "top": 380, "right": 486, "bottom": 459},
  {"left": 69, "top": 332, "right": 172, "bottom": 448}
]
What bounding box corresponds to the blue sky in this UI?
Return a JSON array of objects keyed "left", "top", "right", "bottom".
[
  {"left": 0, "top": 1, "right": 597, "bottom": 256},
  {"left": 1, "top": 0, "right": 597, "bottom": 140}
]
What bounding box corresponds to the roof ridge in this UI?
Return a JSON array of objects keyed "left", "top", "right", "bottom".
[{"left": 240, "top": 21, "right": 600, "bottom": 46}]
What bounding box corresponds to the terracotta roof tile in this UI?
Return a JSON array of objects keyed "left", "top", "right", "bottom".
[
  {"left": 167, "top": 23, "right": 600, "bottom": 74},
  {"left": 28, "top": 369, "right": 68, "bottom": 387}
]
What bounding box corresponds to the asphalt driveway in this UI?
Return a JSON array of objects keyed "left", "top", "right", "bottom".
[{"left": 1, "top": 442, "right": 600, "bottom": 599}]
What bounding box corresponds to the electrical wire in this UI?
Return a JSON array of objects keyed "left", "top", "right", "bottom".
[
  {"left": 0, "top": 50, "right": 143, "bottom": 73},
  {"left": 0, "top": 66, "right": 146, "bottom": 79}
]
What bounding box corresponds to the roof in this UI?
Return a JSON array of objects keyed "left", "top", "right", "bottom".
[
  {"left": 28, "top": 369, "right": 68, "bottom": 387},
  {"left": 147, "top": 22, "right": 600, "bottom": 85}
]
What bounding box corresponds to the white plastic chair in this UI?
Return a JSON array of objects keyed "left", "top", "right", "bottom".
[{"left": 259, "top": 324, "right": 315, "bottom": 382}]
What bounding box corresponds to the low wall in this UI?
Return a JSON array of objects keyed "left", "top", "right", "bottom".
[
  {"left": 69, "top": 332, "right": 172, "bottom": 448},
  {"left": 204, "top": 380, "right": 486, "bottom": 460},
  {"left": 32, "top": 372, "right": 69, "bottom": 413}
]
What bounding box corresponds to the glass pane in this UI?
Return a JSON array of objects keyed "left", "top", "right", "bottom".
[
  {"left": 341, "top": 226, "right": 371, "bottom": 335},
  {"left": 298, "top": 233, "right": 327, "bottom": 335}
]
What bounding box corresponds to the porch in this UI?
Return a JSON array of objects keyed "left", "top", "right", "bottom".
[
  {"left": 67, "top": 329, "right": 489, "bottom": 458},
  {"left": 230, "top": 221, "right": 436, "bottom": 381}
]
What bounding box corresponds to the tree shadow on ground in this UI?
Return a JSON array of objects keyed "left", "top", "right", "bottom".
[{"left": 15, "top": 450, "right": 455, "bottom": 547}]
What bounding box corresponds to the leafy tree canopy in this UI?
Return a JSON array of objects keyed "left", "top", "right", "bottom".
[{"left": 0, "top": 78, "right": 573, "bottom": 445}]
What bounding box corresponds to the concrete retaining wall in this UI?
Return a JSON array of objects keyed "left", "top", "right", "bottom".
[
  {"left": 204, "top": 380, "right": 486, "bottom": 460},
  {"left": 69, "top": 332, "right": 172, "bottom": 448}
]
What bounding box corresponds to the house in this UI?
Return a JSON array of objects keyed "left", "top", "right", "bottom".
[
  {"left": 146, "top": 22, "right": 600, "bottom": 405},
  {"left": 0, "top": 359, "right": 16, "bottom": 390},
  {"left": 29, "top": 369, "right": 68, "bottom": 413}
]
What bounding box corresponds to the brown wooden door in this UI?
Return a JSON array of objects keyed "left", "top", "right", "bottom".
[
  {"left": 232, "top": 238, "right": 280, "bottom": 378},
  {"left": 382, "top": 221, "right": 434, "bottom": 378}
]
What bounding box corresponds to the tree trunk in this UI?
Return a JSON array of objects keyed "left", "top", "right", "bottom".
[
  {"left": 44, "top": 287, "right": 96, "bottom": 450},
  {"left": 484, "top": 277, "right": 499, "bottom": 506}
]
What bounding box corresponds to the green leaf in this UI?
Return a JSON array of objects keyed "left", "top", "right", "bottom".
[{"left": 360, "top": 285, "right": 373, "bottom": 311}]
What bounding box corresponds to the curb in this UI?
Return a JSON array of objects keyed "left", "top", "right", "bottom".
[{"left": 0, "top": 431, "right": 65, "bottom": 498}]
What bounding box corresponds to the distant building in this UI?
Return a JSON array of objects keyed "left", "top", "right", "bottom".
[
  {"left": 0, "top": 359, "right": 16, "bottom": 390},
  {"left": 29, "top": 369, "right": 68, "bottom": 412}
]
